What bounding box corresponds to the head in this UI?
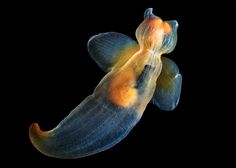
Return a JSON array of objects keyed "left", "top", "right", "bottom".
[{"left": 135, "top": 8, "right": 178, "bottom": 54}]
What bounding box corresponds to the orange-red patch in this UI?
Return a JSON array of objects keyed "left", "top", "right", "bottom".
[
  {"left": 109, "top": 70, "right": 137, "bottom": 107},
  {"left": 163, "top": 22, "right": 172, "bottom": 33}
]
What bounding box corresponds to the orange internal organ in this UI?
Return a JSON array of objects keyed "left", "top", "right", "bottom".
[
  {"left": 147, "top": 18, "right": 172, "bottom": 34},
  {"left": 109, "top": 70, "right": 137, "bottom": 107},
  {"left": 148, "top": 18, "right": 163, "bottom": 27},
  {"left": 163, "top": 22, "right": 172, "bottom": 33}
]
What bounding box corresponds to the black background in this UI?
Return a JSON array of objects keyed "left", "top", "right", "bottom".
[{"left": 10, "top": 0, "right": 233, "bottom": 164}]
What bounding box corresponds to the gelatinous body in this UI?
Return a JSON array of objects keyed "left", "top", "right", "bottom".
[{"left": 29, "top": 8, "right": 182, "bottom": 159}]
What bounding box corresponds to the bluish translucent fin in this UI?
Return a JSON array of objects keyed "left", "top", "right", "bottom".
[
  {"left": 152, "top": 57, "right": 182, "bottom": 111},
  {"left": 87, "top": 32, "right": 139, "bottom": 72}
]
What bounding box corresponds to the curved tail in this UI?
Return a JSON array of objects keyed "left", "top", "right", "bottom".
[
  {"left": 29, "top": 123, "right": 55, "bottom": 158},
  {"left": 29, "top": 95, "right": 140, "bottom": 159}
]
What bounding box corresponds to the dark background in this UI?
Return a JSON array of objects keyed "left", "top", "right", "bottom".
[{"left": 10, "top": 0, "right": 233, "bottom": 164}]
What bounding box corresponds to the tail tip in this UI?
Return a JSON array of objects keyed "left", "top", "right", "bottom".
[{"left": 29, "top": 123, "right": 48, "bottom": 139}]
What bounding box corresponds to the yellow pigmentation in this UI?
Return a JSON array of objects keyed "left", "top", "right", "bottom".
[{"left": 112, "top": 44, "right": 139, "bottom": 70}]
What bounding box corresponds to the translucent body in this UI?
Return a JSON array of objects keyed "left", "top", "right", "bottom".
[{"left": 29, "top": 8, "right": 182, "bottom": 159}]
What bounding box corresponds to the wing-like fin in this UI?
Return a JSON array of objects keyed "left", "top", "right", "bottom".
[
  {"left": 152, "top": 57, "right": 182, "bottom": 111},
  {"left": 87, "top": 32, "right": 139, "bottom": 72}
]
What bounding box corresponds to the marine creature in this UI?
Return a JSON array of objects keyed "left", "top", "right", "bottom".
[{"left": 29, "top": 8, "right": 182, "bottom": 159}]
